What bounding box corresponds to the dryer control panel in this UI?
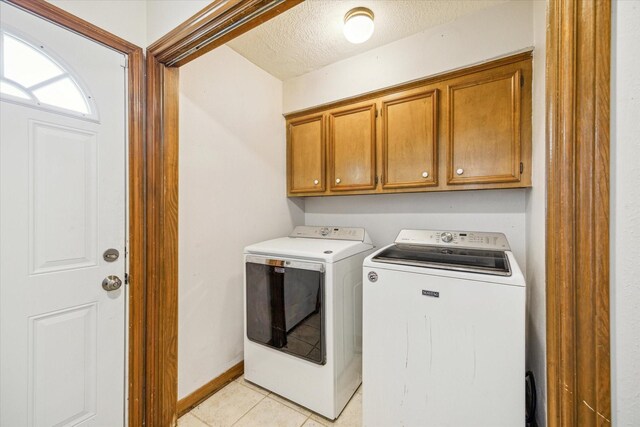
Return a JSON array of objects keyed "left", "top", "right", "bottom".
[
  {"left": 395, "top": 229, "right": 510, "bottom": 251},
  {"left": 290, "top": 226, "right": 368, "bottom": 242}
]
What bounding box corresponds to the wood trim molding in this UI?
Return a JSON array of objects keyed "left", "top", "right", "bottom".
[
  {"left": 145, "top": 55, "right": 180, "bottom": 427},
  {"left": 177, "top": 362, "right": 245, "bottom": 417},
  {"left": 149, "top": 0, "right": 303, "bottom": 67},
  {"left": 3, "top": 1, "right": 146, "bottom": 426},
  {"left": 546, "top": 0, "right": 611, "bottom": 425},
  {"left": 145, "top": 2, "right": 302, "bottom": 425}
]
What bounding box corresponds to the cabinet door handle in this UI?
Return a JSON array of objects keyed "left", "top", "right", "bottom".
[
  {"left": 335, "top": 178, "right": 341, "bottom": 184},
  {"left": 313, "top": 179, "right": 319, "bottom": 185},
  {"left": 456, "top": 168, "right": 464, "bottom": 176},
  {"left": 422, "top": 171, "right": 429, "bottom": 178}
]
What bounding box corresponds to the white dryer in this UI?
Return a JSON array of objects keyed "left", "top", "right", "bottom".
[
  {"left": 363, "top": 229, "right": 525, "bottom": 427},
  {"left": 244, "top": 226, "right": 374, "bottom": 419}
]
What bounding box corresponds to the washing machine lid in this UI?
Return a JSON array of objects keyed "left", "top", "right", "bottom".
[
  {"left": 372, "top": 244, "right": 511, "bottom": 276},
  {"left": 370, "top": 229, "right": 513, "bottom": 276},
  {"left": 244, "top": 226, "right": 373, "bottom": 263}
]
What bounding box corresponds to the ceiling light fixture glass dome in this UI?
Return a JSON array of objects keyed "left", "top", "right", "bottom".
[{"left": 343, "top": 7, "right": 374, "bottom": 44}]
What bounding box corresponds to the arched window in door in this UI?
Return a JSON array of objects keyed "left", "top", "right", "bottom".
[{"left": 0, "top": 30, "right": 96, "bottom": 119}]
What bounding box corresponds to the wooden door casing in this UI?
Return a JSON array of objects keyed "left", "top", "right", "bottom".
[
  {"left": 546, "top": 0, "right": 612, "bottom": 425},
  {"left": 287, "top": 114, "right": 325, "bottom": 194},
  {"left": 381, "top": 87, "right": 438, "bottom": 190},
  {"left": 328, "top": 102, "right": 377, "bottom": 192},
  {"left": 446, "top": 68, "right": 522, "bottom": 185}
]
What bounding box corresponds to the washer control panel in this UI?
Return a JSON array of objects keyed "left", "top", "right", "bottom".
[
  {"left": 395, "top": 229, "right": 510, "bottom": 250},
  {"left": 290, "top": 226, "right": 366, "bottom": 242}
]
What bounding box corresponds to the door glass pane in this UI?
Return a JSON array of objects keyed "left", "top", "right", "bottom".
[
  {"left": 0, "top": 80, "right": 29, "bottom": 99},
  {"left": 33, "top": 77, "right": 89, "bottom": 114},
  {"left": 3, "top": 34, "right": 63, "bottom": 87},
  {"left": 1, "top": 31, "right": 95, "bottom": 118}
]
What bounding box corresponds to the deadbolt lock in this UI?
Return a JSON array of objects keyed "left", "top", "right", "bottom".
[{"left": 103, "top": 248, "right": 120, "bottom": 262}]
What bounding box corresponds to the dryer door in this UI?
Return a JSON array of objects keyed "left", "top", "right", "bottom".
[{"left": 245, "top": 256, "right": 325, "bottom": 364}]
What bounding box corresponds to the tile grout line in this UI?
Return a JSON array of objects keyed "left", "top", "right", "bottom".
[
  {"left": 189, "top": 410, "right": 213, "bottom": 427},
  {"left": 237, "top": 377, "right": 315, "bottom": 419},
  {"left": 189, "top": 380, "right": 267, "bottom": 427},
  {"left": 230, "top": 392, "right": 269, "bottom": 426},
  {"left": 230, "top": 378, "right": 333, "bottom": 426}
]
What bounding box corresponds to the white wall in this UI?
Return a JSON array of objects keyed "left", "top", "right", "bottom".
[
  {"left": 178, "top": 45, "right": 304, "bottom": 399},
  {"left": 49, "top": 0, "right": 210, "bottom": 47},
  {"left": 525, "top": 0, "right": 547, "bottom": 425},
  {"left": 283, "top": 0, "right": 534, "bottom": 113},
  {"left": 48, "top": 0, "right": 148, "bottom": 47},
  {"left": 611, "top": 1, "right": 640, "bottom": 425},
  {"left": 146, "top": 1, "right": 209, "bottom": 45},
  {"left": 305, "top": 190, "right": 527, "bottom": 268}
]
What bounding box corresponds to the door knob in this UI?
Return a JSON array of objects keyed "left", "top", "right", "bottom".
[
  {"left": 313, "top": 179, "right": 319, "bottom": 185},
  {"left": 336, "top": 178, "right": 341, "bottom": 184},
  {"left": 422, "top": 171, "right": 429, "bottom": 178},
  {"left": 456, "top": 168, "right": 464, "bottom": 175},
  {"left": 102, "top": 275, "right": 122, "bottom": 291}
]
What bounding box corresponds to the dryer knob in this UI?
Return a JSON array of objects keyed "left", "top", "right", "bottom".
[
  {"left": 441, "top": 232, "right": 454, "bottom": 243},
  {"left": 368, "top": 271, "right": 378, "bottom": 283}
]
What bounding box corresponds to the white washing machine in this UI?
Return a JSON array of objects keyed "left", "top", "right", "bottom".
[
  {"left": 244, "top": 226, "right": 374, "bottom": 419},
  {"left": 363, "top": 229, "right": 525, "bottom": 427}
]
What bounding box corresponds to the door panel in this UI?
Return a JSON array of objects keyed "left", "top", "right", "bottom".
[
  {"left": 1, "top": 4, "right": 127, "bottom": 426},
  {"left": 29, "top": 303, "right": 97, "bottom": 426},
  {"left": 30, "top": 121, "right": 98, "bottom": 273},
  {"left": 381, "top": 88, "right": 438, "bottom": 189},
  {"left": 446, "top": 69, "right": 522, "bottom": 184},
  {"left": 288, "top": 114, "right": 325, "bottom": 194},
  {"left": 328, "top": 103, "right": 376, "bottom": 192}
]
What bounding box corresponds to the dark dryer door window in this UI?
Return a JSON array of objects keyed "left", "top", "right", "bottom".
[{"left": 246, "top": 257, "right": 325, "bottom": 364}]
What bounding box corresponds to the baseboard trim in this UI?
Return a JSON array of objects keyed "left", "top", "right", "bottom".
[{"left": 177, "top": 361, "right": 244, "bottom": 417}]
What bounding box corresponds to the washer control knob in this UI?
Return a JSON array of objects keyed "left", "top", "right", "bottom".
[
  {"left": 367, "top": 271, "right": 378, "bottom": 283},
  {"left": 441, "top": 232, "right": 454, "bottom": 243}
]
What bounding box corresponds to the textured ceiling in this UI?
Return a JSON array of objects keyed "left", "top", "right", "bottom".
[{"left": 226, "top": 0, "right": 508, "bottom": 80}]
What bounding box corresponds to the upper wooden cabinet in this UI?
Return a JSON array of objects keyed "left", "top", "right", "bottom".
[
  {"left": 287, "top": 114, "right": 325, "bottom": 194},
  {"left": 285, "top": 51, "right": 532, "bottom": 197},
  {"left": 381, "top": 88, "right": 438, "bottom": 190},
  {"left": 328, "top": 102, "right": 377, "bottom": 192},
  {"left": 446, "top": 68, "right": 523, "bottom": 185}
]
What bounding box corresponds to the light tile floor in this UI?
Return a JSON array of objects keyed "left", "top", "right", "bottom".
[{"left": 178, "top": 376, "right": 362, "bottom": 427}]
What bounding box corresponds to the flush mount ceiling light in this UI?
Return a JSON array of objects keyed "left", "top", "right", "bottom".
[{"left": 343, "top": 7, "right": 374, "bottom": 44}]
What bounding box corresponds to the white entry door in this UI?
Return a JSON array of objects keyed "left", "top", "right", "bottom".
[{"left": 0, "top": 3, "right": 127, "bottom": 426}]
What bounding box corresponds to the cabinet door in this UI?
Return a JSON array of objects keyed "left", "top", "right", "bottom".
[
  {"left": 287, "top": 114, "right": 325, "bottom": 194},
  {"left": 381, "top": 88, "right": 438, "bottom": 189},
  {"left": 328, "top": 103, "right": 377, "bottom": 192},
  {"left": 447, "top": 69, "right": 522, "bottom": 185}
]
